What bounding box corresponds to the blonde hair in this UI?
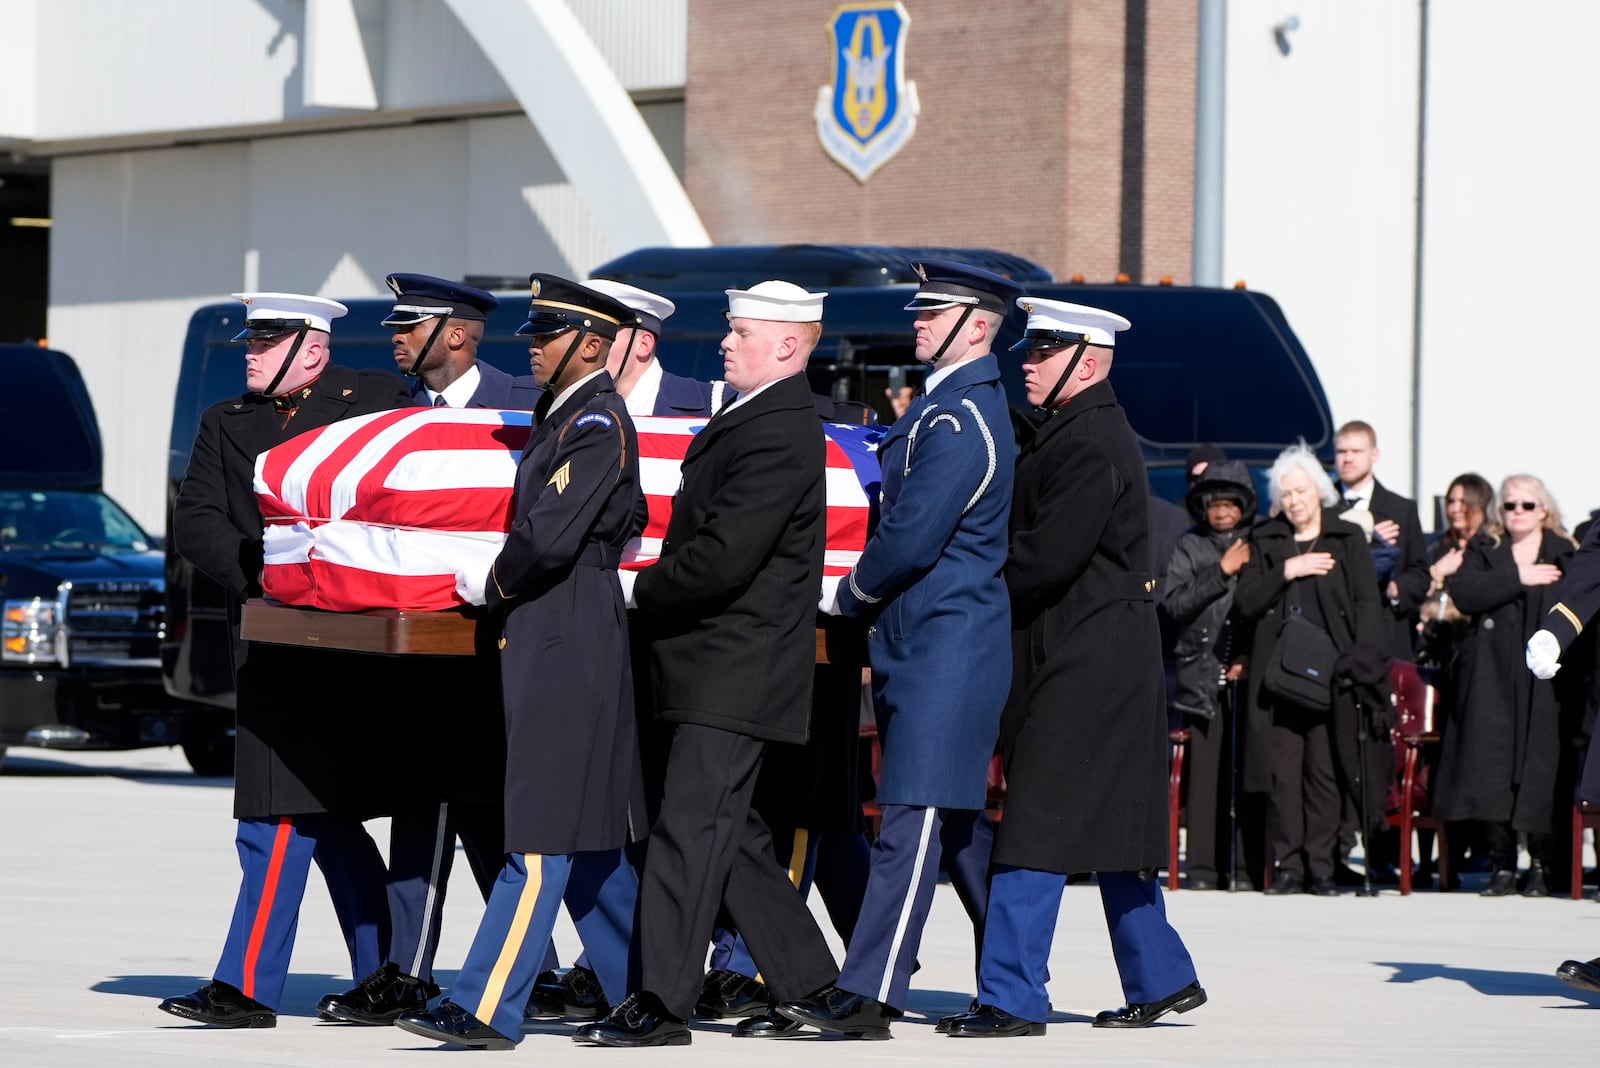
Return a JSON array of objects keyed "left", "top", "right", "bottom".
[{"left": 1487, "top": 473, "right": 1575, "bottom": 545}]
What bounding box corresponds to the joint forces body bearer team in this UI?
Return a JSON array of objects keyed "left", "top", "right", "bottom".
[{"left": 158, "top": 261, "right": 1205, "bottom": 1048}]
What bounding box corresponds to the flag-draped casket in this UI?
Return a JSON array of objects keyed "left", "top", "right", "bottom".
[{"left": 253, "top": 408, "right": 883, "bottom": 613}]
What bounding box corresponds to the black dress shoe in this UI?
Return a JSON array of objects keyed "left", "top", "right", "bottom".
[
  {"left": 317, "top": 962, "right": 439, "bottom": 1025},
  {"left": 733, "top": 1008, "right": 803, "bottom": 1037},
  {"left": 572, "top": 992, "right": 692, "bottom": 1047},
  {"left": 1520, "top": 863, "right": 1550, "bottom": 898},
  {"left": 1556, "top": 957, "right": 1600, "bottom": 994},
  {"left": 1309, "top": 877, "right": 1341, "bottom": 897},
  {"left": 946, "top": 1004, "right": 1046, "bottom": 1037},
  {"left": 694, "top": 968, "right": 769, "bottom": 1019},
  {"left": 1092, "top": 981, "right": 1207, "bottom": 1028},
  {"left": 1263, "top": 871, "right": 1303, "bottom": 895},
  {"left": 775, "top": 983, "right": 895, "bottom": 1039},
  {"left": 525, "top": 971, "right": 564, "bottom": 1021},
  {"left": 1187, "top": 875, "right": 1219, "bottom": 891},
  {"left": 396, "top": 998, "right": 515, "bottom": 1050},
  {"left": 159, "top": 980, "right": 276, "bottom": 1028},
  {"left": 536, "top": 965, "right": 609, "bottom": 1020},
  {"left": 1481, "top": 870, "right": 1518, "bottom": 897},
  {"left": 935, "top": 999, "right": 978, "bottom": 1034}
]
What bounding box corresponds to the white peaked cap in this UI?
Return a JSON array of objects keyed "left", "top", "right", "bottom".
[
  {"left": 231, "top": 292, "right": 350, "bottom": 333},
  {"left": 1011, "top": 296, "right": 1131, "bottom": 349},
  {"left": 583, "top": 278, "right": 677, "bottom": 333},
  {"left": 724, "top": 280, "right": 827, "bottom": 323}
]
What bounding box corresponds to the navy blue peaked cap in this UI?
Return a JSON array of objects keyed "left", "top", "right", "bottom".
[
  {"left": 902, "top": 259, "right": 1026, "bottom": 315},
  {"left": 382, "top": 273, "right": 499, "bottom": 325}
]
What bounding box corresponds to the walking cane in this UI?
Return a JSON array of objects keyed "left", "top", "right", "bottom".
[
  {"left": 1227, "top": 678, "right": 1239, "bottom": 893},
  {"left": 1353, "top": 693, "right": 1380, "bottom": 898}
]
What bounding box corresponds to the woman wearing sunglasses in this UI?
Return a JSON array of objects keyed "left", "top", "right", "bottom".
[{"left": 1432, "top": 475, "right": 1583, "bottom": 897}]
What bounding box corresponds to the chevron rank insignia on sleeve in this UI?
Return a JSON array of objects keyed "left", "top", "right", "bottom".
[{"left": 547, "top": 460, "right": 571, "bottom": 494}]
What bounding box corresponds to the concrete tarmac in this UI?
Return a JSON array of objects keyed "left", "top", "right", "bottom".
[{"left": 2, "top": 745, "right": 1596, "bottom": 1066}]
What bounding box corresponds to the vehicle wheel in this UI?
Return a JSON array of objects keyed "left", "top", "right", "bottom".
[{"left": 182, "top": 734, "right": 234, "bottom": 777}]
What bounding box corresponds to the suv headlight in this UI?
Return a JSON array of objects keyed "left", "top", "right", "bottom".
[{"left": 3, "top": 597, "right": 67, "bottom": 665}]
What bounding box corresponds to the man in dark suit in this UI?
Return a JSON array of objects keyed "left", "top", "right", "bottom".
[
  {"left": 316, "top": 273, "right": 551, "bottom": 1025},
  {"left": 160, "top": 293, "right": 412, "bottom": 1028},
  {"left": 395, "top": 274, "right": 649, "bottom": 1050},
  {"left": 1334, "top": 420, "right": 1428, "bottom": 659},
  {"left": 944, "top": 297, "right": 1204, "bottom": 1038},
  {"left": 573, "top": 280, "right": 840, "bottom": 1048},
  {"left": 778, "top": 261, "right": 1019, "bottom": 1040},
  {"left": 586, "top": 277, "right": 723, "bottom": 417}
]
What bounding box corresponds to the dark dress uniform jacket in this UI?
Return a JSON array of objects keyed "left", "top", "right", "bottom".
[
  {"left": 633, "top": 372, "right": 825, "bottom": 743},
  {"left": 171, "top": 364, "right": 412, "bottom": 818},
  {"left": 486, "top": 372, "right": 648, "bottom": 854},
  {"left": 1540, "top": 520, "right": 1600, "bottom": 804},
  {"left": 996, "top": 380, "right": 1166, "bottom": 874},
  {"left": 652, "top": 370, "right": 716, "bottom": 416},
  {"left": 836, "top": 355, "right": 1014, "bottom": 811},
  {"left": 409, "top": 360, "right": 544, "bottom": 410},
  {"left": 1232, "top": 511, "right": 1383, "bottom": 797},
  {"left": 1432, "top": 529, "right": 1581, "bottom": 832},
  {"left": 480, "top": 370, "right": 643, "bottom": 856}
]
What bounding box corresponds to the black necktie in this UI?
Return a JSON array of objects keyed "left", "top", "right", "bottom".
[{"left": 432, "top": 394, "right": 449, "bottom": 408}]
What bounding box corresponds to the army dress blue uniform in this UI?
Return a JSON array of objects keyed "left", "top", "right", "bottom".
[{"left": 829, "top": 350, "right": 1016, "bottom": 1015}]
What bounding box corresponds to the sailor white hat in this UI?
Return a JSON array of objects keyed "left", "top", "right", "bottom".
[
  {"left": 725, "top": 280, "right": 827, "bottom": 323},
  {"left": 584, "top": 279, "right": 677, "bottom": 335},
  {"left": 230, "top": 292, "right": 349, "bottom": 339},
  {"left": 1009, "top": 296, "right": 1131, "bottom": 350}
]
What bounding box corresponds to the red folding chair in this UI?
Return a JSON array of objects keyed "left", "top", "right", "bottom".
[{"left": 1386, "top": 661, "right": 1449, "bottom": 895}]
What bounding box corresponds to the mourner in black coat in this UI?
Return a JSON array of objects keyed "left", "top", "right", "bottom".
[
  {"left": 160, "top": 294, "right": 411, "bottom": 1029},
  {"left": 947, "top": 298, "right": 1203, "bottom": 1038},
  {"left": 1234, "top": 447, "right": 1384, "bottom": 896},
  {"left": 1334, "top": 422, "right": 1429, "bottom": 660},
  {"left": 576, "top": 281, "right": 839, "bottom": 1047},
  {"left": 1435, "top": 518, "right": 1582, "bottom": 894},
  {"left": 397, "top": 276, "right": 648, "bottom": 1050}
]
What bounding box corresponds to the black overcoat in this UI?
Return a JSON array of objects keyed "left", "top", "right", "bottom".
[
  {"left": 994, "top": 381, "right": 1168, "bottom": 874},
  {"left": 633, "top": 372, "right": 826, "bottom": 743},
  {"left": 485, "top": 372, "right": 648, "bottom": 855},
  {"left": 171, "top": 364, "right": 412, "bottom": 818},
  {"left": 1431, "top": 529, "right": 1581, "bottom": 832},
  {"left": 1355, "top": 481, "right": 1430, "bottom": 660},
  {"left": 1232, "top": 511, "right": 1384, "bottom": 800}
]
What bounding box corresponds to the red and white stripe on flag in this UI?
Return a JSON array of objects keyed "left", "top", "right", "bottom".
[{"left": 255, "top": 409, "right": 874, "bottom": 612}]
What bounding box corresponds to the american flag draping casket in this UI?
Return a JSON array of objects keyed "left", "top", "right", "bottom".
[{"left": 253, "top": 407, "right": 883, "bottom": 613}]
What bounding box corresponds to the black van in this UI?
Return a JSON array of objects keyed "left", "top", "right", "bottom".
[
  {"left": 0, "top": 344, "right": 230, "bottom": 772},
  {"left": 164, "top": 245, "right": 1332, "bottom": 709}
]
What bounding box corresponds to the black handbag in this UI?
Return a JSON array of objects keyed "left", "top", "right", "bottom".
[{"left": 1261, "top": 589, "right": 1338, "bottom": 712}]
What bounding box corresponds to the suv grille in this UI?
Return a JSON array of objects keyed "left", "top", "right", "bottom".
[{"left": 65, "top": 579, "right": 164, "bottom": 667}]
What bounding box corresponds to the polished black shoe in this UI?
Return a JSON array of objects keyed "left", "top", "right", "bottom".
[
  {"left": 1187, "top": 875, "right": 1219, "bottom": 891},
  {"left": 537, "top": 965, "right": 609, "bottom": 1020},
  {"left": 733, "top": 1008, "right": 803, "bottom": 1037},
  {"left": 1520, "top": 862, "right": 1551, "bottom": 898},
  {"left": 946, "top": 1004, "right": 1046, "bottom": 1038},
  {"left": 317, "top": 962, "right": 439, "bottom": 1025},
  {"left": 1556, "top": 957, "right": 1600, "bottom": 994},
  {"left": 1309, "top": 877, "right": 1342, "bottom": 897},
  {"left": 695, "top": 968, "right": 770, "bottom": 1019},
  {"left": 1092, "top": 981, "right": 1207, "bottom": 1028},
  {"left": 525, "top": 970, "right": 564, "bottom": 1021},
  {"left": 775, "top": 983, "right": 895, "bottom": 1039},
  {"left": 935, "top": 998, "right": 978, "bottom": 1034},
  {"left": 572, "top": 992, "right": 692, "bottom": 1047},
  {"left": 1263, "top": 871, "right": 1303, "bottom": 895},
  {"left": 1481, "top": 869, "right": 1518, "bottom": 897},
  {"left": 396, "top": 998, "right": 515, "bottom": 1050},
  {"left": 159, "top": 980, "right": 276, "bottom": 1028}
]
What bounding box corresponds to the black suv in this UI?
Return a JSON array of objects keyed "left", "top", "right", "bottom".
[{"left": 0, "top": 344, "right": 232, "bottom": 773}]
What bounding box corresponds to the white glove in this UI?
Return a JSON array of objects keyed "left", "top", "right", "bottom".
[
  {"left": 1526, "top": 629, "right": 1561, "bottom": 679},
  {"left": 456, "top": 568, "right": 488, "bottom": 606},
  {"left": 818, "top": 574, "right": 843, "bottom": 616},
  {"left": 618, "top": 568, "right": 639, "bottom": 609}
]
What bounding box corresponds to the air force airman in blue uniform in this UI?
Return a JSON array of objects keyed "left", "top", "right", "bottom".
[
  {"left": 776, "top": 261, "right": 1019, "bottom": 1039},
  {"left": 395, "top": 275, "right": 649, "bottom": 1050},
  {"left": 944, "top": 298, "right": 1204, "bottom": 1038}
]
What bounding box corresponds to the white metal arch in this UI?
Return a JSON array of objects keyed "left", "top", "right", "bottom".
[{"left": 443, "top": 0, "right": 709, "bottom": 251}]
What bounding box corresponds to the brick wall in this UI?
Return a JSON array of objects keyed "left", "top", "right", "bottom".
[{"left": 683, "top": 0, "right": 1195, "bottom": 283}]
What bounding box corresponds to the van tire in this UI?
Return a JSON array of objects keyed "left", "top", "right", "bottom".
[{"left": 182, "top": 735, "right": 234, "bottom": 777}]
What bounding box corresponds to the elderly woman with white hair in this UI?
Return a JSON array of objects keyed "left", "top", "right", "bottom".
[{"left": 1233, "top": 443, "right": 1383, "bottom": 896}]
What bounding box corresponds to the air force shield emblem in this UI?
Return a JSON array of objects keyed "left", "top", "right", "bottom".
[{"left": 815, "top": 2, "right": 920, "bottom": 182}]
